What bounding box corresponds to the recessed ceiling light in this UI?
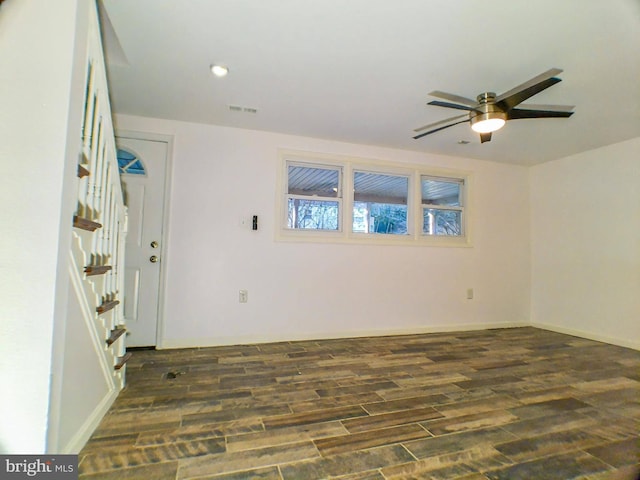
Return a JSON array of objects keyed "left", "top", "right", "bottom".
[{"left": 210, "top": 64, "right": 229, "bottom": 77}]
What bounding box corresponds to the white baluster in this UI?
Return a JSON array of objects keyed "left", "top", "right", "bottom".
[
  {"left": 78, "top": 77, "right": 96, "bottom": 219},
  {"left": 86, "top": 115, "right": 101, "bottom": 224},
  {"left": 82, "top": 63, "right": 96, "bottom": 150}
]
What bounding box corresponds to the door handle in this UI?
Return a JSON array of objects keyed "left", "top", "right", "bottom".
[{"left": 149, "top": 255, "right": 159, "bottom": 263}]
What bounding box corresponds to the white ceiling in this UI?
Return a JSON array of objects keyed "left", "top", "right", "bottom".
[{"left": 101, "top": 0, "right": 640, "bottom": 166}]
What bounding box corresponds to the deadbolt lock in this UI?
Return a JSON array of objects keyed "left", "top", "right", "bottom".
[{"left": 150, "top": 241, "right": 159, "bottom": 248}]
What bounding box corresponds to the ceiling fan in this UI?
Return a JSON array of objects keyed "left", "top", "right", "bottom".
[{"left": 413, "top": 68, "right": 574, "bottom": 143}]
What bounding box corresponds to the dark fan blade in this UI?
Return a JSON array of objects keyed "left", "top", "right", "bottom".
[
  {"left": 428, "top": 100, "right": 475, "bottom": 111},
  {"left": 495, "top": 68, "right": 563, "bottom": 104},
  {"left": 414, "top": 114, "right": 468, "bottom": 133},
  {"left": 518, "top": 103, "right": 575, "bottom": 112},
  {"left": 429, "top": 90, "right": 477, "bottom": 108},
  {"left": 413, "top": 119, "right": 470, "bottom": 140},
  {"left": 480, "top": 132, "right": 492, "bottom": 143},
  {"left": 496, "top": 77, "right": 562, "bottom": 111},
  {"left": 507, "top": 108, "right": 574, "bottom": 120}
]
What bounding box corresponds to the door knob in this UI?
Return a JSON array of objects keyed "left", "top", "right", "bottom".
[
  {"left": 150, "top": 241, "right": 159, "bottom": 248},
  {"left": 149, "top": 255, "right": 159, "bottom": 263}
]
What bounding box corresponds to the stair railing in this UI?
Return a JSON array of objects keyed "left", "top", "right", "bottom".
[{"left": 72, "top": 20, "right": 129, "bottom": 385}]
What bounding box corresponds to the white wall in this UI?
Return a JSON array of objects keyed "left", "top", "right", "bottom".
[
  {"left": 0, "top": 0, "right": 114, "bottom": 454},
  {"left": 531, "top": 137, "right": 640, "bottom": 349},
  {"left": 56, "top": 269, "right": 114, "bottom": 453},
  {"left": 115, "top": 115, "right": 531, "bottom": 347},
  {"left": 0, "top": 0, "right": 81, "bottom": 453}
]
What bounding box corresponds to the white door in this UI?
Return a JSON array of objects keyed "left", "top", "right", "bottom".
[{"left": 116, "top": 136, "right": 168, "bottom": 347}]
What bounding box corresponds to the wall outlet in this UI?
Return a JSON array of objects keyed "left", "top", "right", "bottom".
[
  {"left": 466, "top": 288, "right": 474, "bottom": 300},
  {"left": 239, "top": 289, "right": 248, "bottom": 303}
]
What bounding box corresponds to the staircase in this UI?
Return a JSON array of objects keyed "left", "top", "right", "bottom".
[
  {"left": 55, "top": 2, "right": 129, "bottom": 452},
  {"left": 72, "top": 11, "right": 129, "bottom": 385}
]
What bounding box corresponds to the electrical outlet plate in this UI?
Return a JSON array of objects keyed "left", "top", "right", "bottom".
[
  {"left": 466, "top": 288, "right": 474, "bottom": 300},
  {"left": 239, "top": 290, "right": 248, "bottom": 303}
]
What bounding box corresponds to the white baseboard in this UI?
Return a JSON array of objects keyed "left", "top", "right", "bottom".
[
  {"left": 60, "top": 387, "right": 119, "bottom": 454},
  {"left": 530, "top": 322, "right": 640, "bottom": 351},
  {"left": 158, "top": 321, "right": 530, "bottom": 349},
  {"left": 158, "top": 321, "right": 639, "bottom": 351}
]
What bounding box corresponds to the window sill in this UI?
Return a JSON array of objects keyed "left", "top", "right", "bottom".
[{"left": 275, "top": 229, "right": 472, "bottom": 248}]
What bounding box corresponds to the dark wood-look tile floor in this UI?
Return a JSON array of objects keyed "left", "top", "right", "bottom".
[{"left": 79, "top": 327, "right": 640, "bottom": 479}]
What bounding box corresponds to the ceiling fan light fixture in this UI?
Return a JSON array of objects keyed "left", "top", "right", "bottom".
[
  {"left": 210, "top": 64, "right": 229, "bottom": 77},
  {"left": 470, "top": 97, "right": 507, "bottom": 133},
  {"left": 414, "top": 69, "right": 573, "bottom": 143},
  {"left": 471, "top": 116, "right": 506, "bottom": 133}
]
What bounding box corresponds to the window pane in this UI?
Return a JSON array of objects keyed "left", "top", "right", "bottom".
[
  {"left": 353, "top": 172, "right": 408, "bottom": 235},
  {"left": 354, "top": 202, "right": 407, "bottom": 234},
  {"left": 288, "top": 165, "right": 339, "bottom": 198},
  {"left": 422, "top": 177, "right": 461, "bottom": 206},
  {"left": 287, "top": 198, "right": 339, "bottom": 230},
  {"left": 117, "top": 149, "right": 146, "bottom": 175},
  {"left": 423, "top": 208, "right": 462, "bottom": 236}
]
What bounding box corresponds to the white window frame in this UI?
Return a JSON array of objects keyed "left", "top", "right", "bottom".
[
  {"left": 285, "top": 161, "right": 343, "bottom": 233},
  {"left": 352, "top": 168, "right": 413, "bottom": 238},
  {"left": 420, "top": 175, "right": 465, "bottom": 237},
  {"left": 276, "top": 150, "right": 472, "bottom": 247}
]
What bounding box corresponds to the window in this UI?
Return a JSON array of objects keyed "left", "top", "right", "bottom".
[
  {"left": 421, "top": 176, "right": 464, "bottom": 236},
  {"left": 286, "top": 163, "right": 341, "bottom": 231},
  {"left": 353, "top": 171, "right": 409, "bottom": 235},
  {"left": 279, "top": 152, "right": 470, "bottom": 246},
  {"left": 117, "top": 149, "right": 146, "bottom": 175}
]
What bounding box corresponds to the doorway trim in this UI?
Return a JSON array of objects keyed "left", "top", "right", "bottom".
[{"left": 115, "top": 129, "right": 174, "bottom": 348}]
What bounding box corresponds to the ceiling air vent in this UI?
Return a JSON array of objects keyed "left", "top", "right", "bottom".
[{"left": 228, "top": 105, "right": 258, "bottom": 114}]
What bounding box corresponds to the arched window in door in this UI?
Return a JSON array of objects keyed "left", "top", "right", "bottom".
[{"left": 117, "top": 148, "right": 146, "bottom": 175}]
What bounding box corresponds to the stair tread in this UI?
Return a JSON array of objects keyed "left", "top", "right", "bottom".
[
  {"left": 77, "top": 164, "right": 90, "bottom": 178},
  {"left": 74, "top": 215, "right": 102, "bottom": 232},
  {"left": 106, "top": 327, "right": 126, "bottom": 346},
  {"left": 115, "top": 352, "right": 132, "bottom": 370},
  {"left": 97, "top": 299, "right": 120, "bottom": 315},
  {"left": 84, "top": 265, "right": 112, "bottom": 276}
]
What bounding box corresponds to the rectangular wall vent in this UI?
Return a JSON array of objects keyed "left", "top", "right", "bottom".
[{"left": 228, "top": 105, "right": 258, "bottom": 114}]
